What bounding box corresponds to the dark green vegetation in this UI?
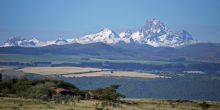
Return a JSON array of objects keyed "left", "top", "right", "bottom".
[{"left": 0, "top": 77, "right": 124, "bottom": 102}]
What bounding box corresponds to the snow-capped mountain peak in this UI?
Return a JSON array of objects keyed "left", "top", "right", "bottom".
[
  {"left": 119, "top": 18, "right": 196, "bottom": 47},
  {"left": 100, "top": 28, "right": 113, "bottom": 33},
  {"left": 78, "top": 28, "right": 120, "bottom": 44},
  {"left": 141, "top": 18, "right": 166, "bottom": 33},
  {"left": 1, "top": 37, "right": 24, "bottom": 47},
  {"left": 1, "top": 37, "right": 45, "bottom": 47}
]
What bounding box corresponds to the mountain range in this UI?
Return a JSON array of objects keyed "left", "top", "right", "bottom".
[
  {"left": 1, "top": 18, "right": 220, "bottom": 62},
  {"left": 0, "top": 18, "right": 197, "bottom": 48}
]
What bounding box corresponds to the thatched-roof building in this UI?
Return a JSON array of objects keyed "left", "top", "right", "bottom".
[{"left": 55, "top": 88, "right": 73, "bottom": 95}]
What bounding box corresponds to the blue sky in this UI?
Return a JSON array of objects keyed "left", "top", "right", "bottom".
[{"left": 0, "top": 0, "right": 220, "bottom": 43}]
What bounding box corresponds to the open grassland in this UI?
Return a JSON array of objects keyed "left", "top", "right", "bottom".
[
  {"left": 0, "top": 97, "right": 220, "bottom": 110},
  {"left": 63, "top": 71, "right": 161, "bottom": 78},
  {"left": 19, "top": 66, "right": 103, "bottom": 75},
  {"left": 20, "top": 66, "right": 161, "bottom": 78}
]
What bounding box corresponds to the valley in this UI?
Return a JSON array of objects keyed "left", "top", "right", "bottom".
[
  {"left": 0, "top": 39, "right": 220, "bottom": 110},
  {"left": 1, "top": 53, "right": 220, "bottom": 101}
]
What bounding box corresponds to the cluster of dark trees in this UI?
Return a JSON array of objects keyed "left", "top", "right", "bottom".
[{"left": 0, "top": 77, "right": 124, "bottom": 102}]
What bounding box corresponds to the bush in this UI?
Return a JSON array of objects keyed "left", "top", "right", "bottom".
[
  {"left": 89, "top": 85, "right": 125, "bottom": 101},
  {"left": 199, "top": 101, "right": 210, "bottom": 110},
  {"left": 25, "top": 82, "right": 55, "bottom": 100}
]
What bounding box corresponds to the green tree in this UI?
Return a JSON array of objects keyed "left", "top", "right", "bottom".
[{"left": 89, "top": 84, "right": 125, "bottom": 101}]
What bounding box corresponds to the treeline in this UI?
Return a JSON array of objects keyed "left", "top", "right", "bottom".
[
  {"left": 0, "top": 77, "right": 124, "bottom": 102},
  {"left": 0, "top": 61, "right": 51, "bottom": 66}
]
